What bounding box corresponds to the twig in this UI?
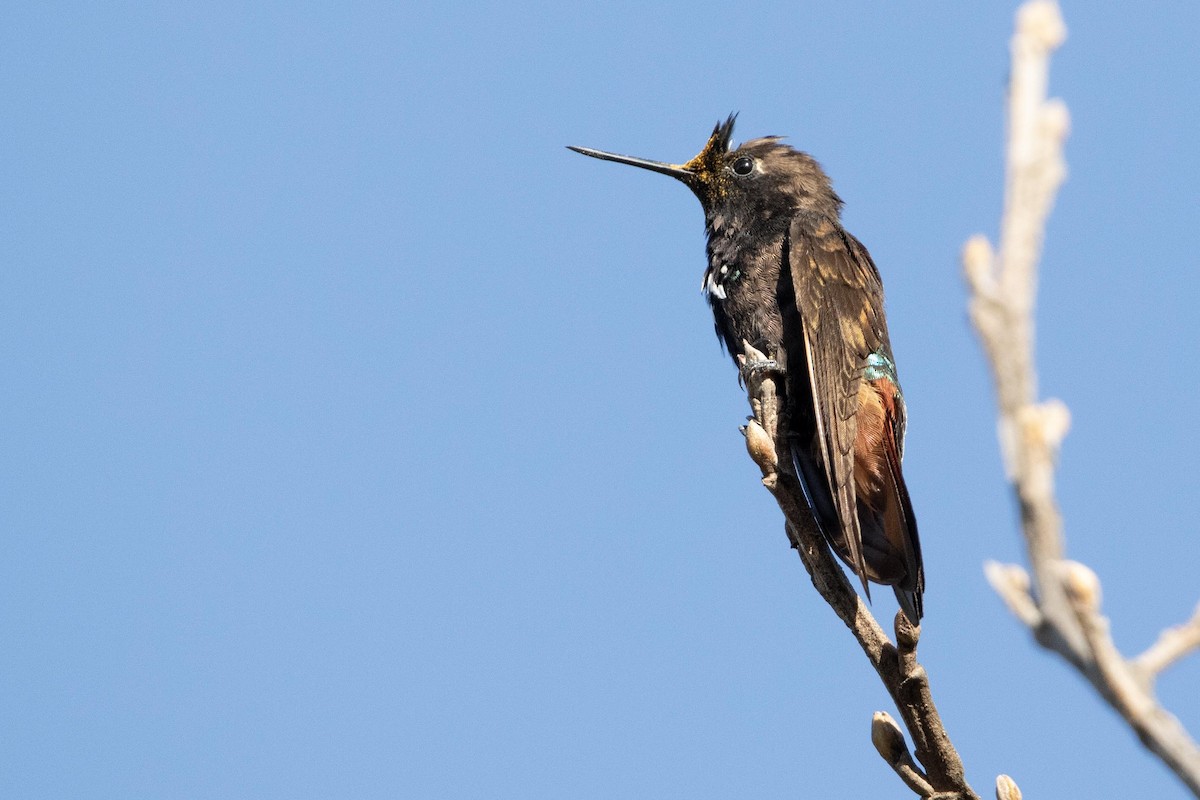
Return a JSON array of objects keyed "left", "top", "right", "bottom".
[
  {"left": 963, "top": 2, "right": 1200, "bottom": 795},
  {"left": 740, "top": 347, "right": 982, "bottom": 799},
  {"left": 1133, "top": 604, "right": 1200, "bottom": 686}
]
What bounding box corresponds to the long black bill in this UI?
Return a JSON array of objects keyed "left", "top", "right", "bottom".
[{"left": 567, "top": 146, "right": 693, "bottom": 182}]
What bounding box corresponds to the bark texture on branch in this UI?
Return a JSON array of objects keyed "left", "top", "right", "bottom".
[{"left": 963, "top": 2, "right": 1200, "bottom": 795}]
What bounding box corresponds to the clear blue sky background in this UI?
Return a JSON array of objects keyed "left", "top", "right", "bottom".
[{"left": 2, "top": 2, "right": 1197, "bottom": 798}]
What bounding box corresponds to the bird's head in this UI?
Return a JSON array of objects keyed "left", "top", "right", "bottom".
[{"left": 569, "top": 115, "right": 842, "bottom": 227}]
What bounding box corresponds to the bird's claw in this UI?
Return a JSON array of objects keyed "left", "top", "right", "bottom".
[
  {"left": 737, "top": 356, "right": 783, "bottom": 390},
  {"left": 742, "top": 357, "right": 781, "bottom": 377}
]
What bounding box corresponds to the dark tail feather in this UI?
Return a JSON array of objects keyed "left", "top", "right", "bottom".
[
  {"left": 792, "top": 439, "right": 922, "bottom": 620},
  {"left": 894, "top": 585, "right": 922, "bottom": 625},
  {"left": 882, "top": 430, "right": 923, "bottom": 623},
  {"left": 790, "top": 447, "right": 839, "bottom": 535}
]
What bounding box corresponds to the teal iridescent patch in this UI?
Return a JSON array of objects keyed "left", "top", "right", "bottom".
[{"left": 864, "top": 351, "right": 898, "bottom": 384}]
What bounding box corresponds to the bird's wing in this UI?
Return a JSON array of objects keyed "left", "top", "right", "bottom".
[{"left": 787, "top": 214, "right": 890, "bottom": 596}]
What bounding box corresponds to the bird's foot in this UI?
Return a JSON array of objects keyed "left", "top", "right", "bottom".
[
  {"left": 741, "top": 357, "right": 781, "bottom": 377},
  {"left": 737, "top": 341, "right": 784, "bottom": 388},
  {"left": 738, "top": 343, "right": 784, "bottom": 442}
]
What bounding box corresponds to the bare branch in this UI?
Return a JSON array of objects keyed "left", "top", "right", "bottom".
[
  {"left": 739, "top": 345, "right": 981, "bottom": 799},
  {"left": 1134, "top": 604, "right": 1200, "bottom": 684},
  {"left": 964, "top": 2, "right": 1200, "bottom": 794},
  {"left": 983, "top": 561, "right": 1040, "bottom": 629}
]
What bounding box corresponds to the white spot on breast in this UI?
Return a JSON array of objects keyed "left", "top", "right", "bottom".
[{"left": 706, "top": 271, "right": 727, "bottom": 300}]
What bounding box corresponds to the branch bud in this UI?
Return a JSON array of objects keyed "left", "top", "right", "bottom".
[
  {"left": 895, "top": 609, "right": 921, "bottom": 651},
  {"left": 962, "top": 234, "right": 996, "bottom": 292},
  {"left": 870, "top": 711, "right": 907, "bottom": 766},
  {"left": 743, "top": 419, "right": 778, "bottom": 473},
  {"left": 996, "top": 773, "right": 1023, "bottom": 800},
  {"left": 1041, "top": 98, "right": 1071, "bottom": 143},
  {"left": 1017, "top": 0, "right": 1066, "bottom": 50},
  {"left": 1060, "top": 559, "right": 1102, "bottom": 611},
  {"left": 1038, "top": 398, "right": 1071, "bottom": 452}
]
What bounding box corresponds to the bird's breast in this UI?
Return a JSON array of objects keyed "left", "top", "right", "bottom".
[{"left": 703, "top": 241, "right": 786, "bottom": 360}]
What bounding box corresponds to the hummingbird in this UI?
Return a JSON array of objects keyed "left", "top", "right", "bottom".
[{"left": 569, "top": 115, "right": 924, "bottom": 622}]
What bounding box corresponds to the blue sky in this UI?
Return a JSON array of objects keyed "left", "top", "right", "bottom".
[{"left": 2, "top": 2, "right": 1197, "bottom": 798}]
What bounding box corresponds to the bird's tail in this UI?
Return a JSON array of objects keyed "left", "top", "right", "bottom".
[
  {"left": 894, "top": 586, "right": 922, "bottom": 626},
  {"left": 879, "top": 427, "right": 923, "bottom": 623}
]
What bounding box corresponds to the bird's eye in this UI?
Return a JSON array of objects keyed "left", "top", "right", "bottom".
[{"left": 731, "top": 156, "right": 755, "bottom": 176}]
